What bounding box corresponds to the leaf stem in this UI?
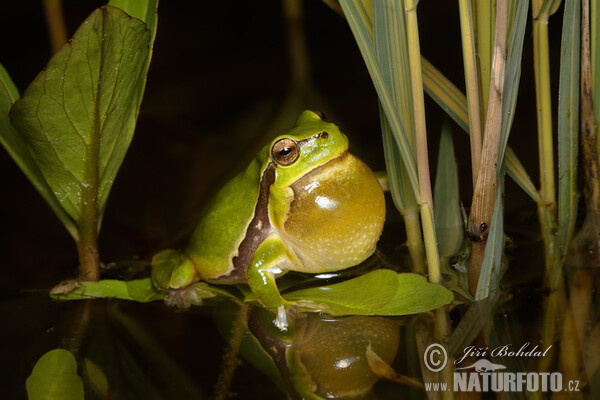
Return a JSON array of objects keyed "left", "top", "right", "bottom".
[{"left": 42, "top": 0, "right": 68, "bottom": 54}]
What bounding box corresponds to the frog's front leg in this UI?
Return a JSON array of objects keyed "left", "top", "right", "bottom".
[{"left": 246, "top": 234, "right": 296, "bottom": 315}]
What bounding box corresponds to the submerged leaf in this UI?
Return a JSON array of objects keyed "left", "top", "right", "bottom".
[
  {"left": 284, "top": 270, "right": 453, "bottom": 316},
  {"left": 26, "top": 349, "right": 84, "bottom": 400},
  {"left": 10, "top": 6, "right": 151, "bottom": 226}
]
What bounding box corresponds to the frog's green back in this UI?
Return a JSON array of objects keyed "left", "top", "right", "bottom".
[{"left": 184, "top": 156, "right": 265, "bottom": 279}]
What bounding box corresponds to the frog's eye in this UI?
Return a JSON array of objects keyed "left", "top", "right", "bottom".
[{"left": 271, "top": 138, "right": 299, "bottom": 166}]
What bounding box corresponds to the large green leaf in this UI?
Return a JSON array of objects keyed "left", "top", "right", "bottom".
[
  {"left": 284, "top": 270, "right": 453, "bottom": 316},
  {"left": 0, "top": 65, "right": 78, "bottom": 238},
  {"left": 10, "top": 6, "right": 151, "bottom": 227},
  {"left": 26, "top": 349, "right": 84, "bottom": 400}
]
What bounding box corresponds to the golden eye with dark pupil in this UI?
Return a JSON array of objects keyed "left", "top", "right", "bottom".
[{"left": 271, "top": 138, "right": 299, "bottom": 166}]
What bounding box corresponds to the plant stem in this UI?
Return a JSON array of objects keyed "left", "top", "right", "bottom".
[
  {"left": 532, "top": 0, "right": 557, "bottom": 217},
  {"left": 458, "top": 0, "right": 484, "bottom": 187},
  {"left": 403, "top": 207, "right": 426, "bottom": 274},
  {"left": 581, "top": 0, "right": 600, "bottom": 217},
  {"left": 42, "top": 0, "right": 68, "bottom": 54},
  {"left": 283, "top": 0, "right": 310, "bottom": 90},
  {"left": 213, "top": 304, "right": 249, "bottom": 400},
  {"left": 404, "top": 0, "right": 440, "bottom": 284},
  {"left": 468, "top": 0, "right": 508, "bottom": 295}
]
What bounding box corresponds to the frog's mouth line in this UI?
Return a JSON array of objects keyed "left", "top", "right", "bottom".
[{"left": 290, "top": 150, "right": 349, "bottom": 189}]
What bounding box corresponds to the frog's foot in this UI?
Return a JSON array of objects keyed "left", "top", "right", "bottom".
[
  {"left": 151, "top": 249, "right": 202, "bottom": 309},
  {"left": 160, "top": 285, "right": 204, "bottom": 310}
]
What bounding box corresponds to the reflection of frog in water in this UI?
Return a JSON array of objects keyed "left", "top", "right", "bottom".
[
  {"left": 152, "top": 111, "right": 385, "bottom": 313},
  {"left": 244, "top": 306, "right": 399, "bottom": 399},
  {"left": 456, "top": 359, "right": 507, "bottom": 372}
]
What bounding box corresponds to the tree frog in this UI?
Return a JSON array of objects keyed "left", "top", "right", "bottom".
[{"left": 152, "top": 110, "right": 385, "bottom": 311}]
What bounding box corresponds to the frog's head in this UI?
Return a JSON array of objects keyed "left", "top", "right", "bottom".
[{"left": 269, "top": 110, "right": 349, "bottom": 188}]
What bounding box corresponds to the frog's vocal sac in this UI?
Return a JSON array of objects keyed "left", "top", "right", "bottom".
[{"left": 152, "top": 110, "right": 386, "bottom": 309}]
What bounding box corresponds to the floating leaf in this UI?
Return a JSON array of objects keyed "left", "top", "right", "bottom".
[
  {"left": 26, "top": 349, "right": 84, "bottom": 400},
  {"left": 284, "top": 270, "right": 453, "bottom": 316},
  {"left": 51, "top": 278, "right": 164, "bottom": 302},
  {"left": 10, "top": 6, "right": 151, "bottom": 229}
]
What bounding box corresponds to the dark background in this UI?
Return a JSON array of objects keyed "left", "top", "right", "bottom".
[
  {"left": 0, "top": 0, "right": 554, "bottom": 289},
  {"left": 0, "top": 1, "right": 558, "bottom": 398}
]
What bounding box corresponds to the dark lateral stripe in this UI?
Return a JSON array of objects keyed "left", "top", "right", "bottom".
[{"left": 210, "top": 162, "right": 276, "bottom": 284}]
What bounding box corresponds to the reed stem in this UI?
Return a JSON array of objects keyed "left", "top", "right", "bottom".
[
  {"left": 458, "top": 0, "right": 483, "bottom": 187},
  {"left": 404, "top": 0, "right": 440, "bottom": 284},
  {"left": 42, "top": 0, "right": 68, "bottom": 54},
  {"left": 468, "top": 0, "right": 508, "bottom": 295}
]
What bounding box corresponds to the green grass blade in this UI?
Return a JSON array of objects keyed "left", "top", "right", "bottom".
[
  {"left": 434, "top": 122, "right": 463, "bottom": 261},
  {"left": 374, "top": 0, "right": 417, "bottom": 212},
  {"left": 475, "top": 177, "right": 505, "bottom": 301},
  {"left": 340, "top": 0, "right": 420, "bottom": 200},
  {"left": 557, "top": 0, "right": 580, "bottom": 258},
  {"left": 473, "top": 0, "right": 495, "bottom": 116},
  {"left": 422, "top": 58, "right": 469, "bottom": 131},
  {"left": 497, "top": 0, "right": 529, "bottom": 167},
  {"left": 421, "top": 57, "right": 539, "bottom": 203},
  {"left": 0, "top": 65, "right": 78, "bottom": 238},
  {"left": 538, "top": 0, "right": 562, "bottom": 17},
  {"left": 505, "top": 147, "right": 542, "bottom": 202}
]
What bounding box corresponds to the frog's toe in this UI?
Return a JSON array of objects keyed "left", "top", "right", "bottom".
[
  {"left": 151, "top": 249, "right": 199, "bottom": 289},
  {"left": 163, "top": 286, "right": 204, "bottom": 310}
]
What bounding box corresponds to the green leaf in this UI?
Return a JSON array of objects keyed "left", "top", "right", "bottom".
[
  {"left": 373, "top": 273, "right": 454, "bottom": 315},
  {"left": 108, "top": 0, "right": 158, "bottom": 112},
  {"left": 434, "top": 122, "right": 463, "bottom": 260},
  {"left": 420, "top": 58, "right": 540, "bottom": 203},
  {"left": 284, "top": 270, "right": 453, "bottom": 316},
  {"left": 108, "top": 0, "right": 157, "bottom": 39},
  {"left": 557, "top": 0, "right": 580, "bottom": 258},
  {"left": 373, "top": 0, "right": 418, "bottom": 213},
  {"left": 0, "top": 65, "right": 78, "bottom": 238},
  {"left": 339, "top": 0, "right": 421, "bottom": 201},
  {"left": 51, "top": 278, "right": 165, "bottom": 302},
  {"left": 26, "top": 349, "right": 84, "bottom": 400},
  {"left": 497, "top": 0, "right": 529, "bottom": 167},
  {"left": 0, "top": 63, "right": 18, "bottom": 101},
  {"left": 10, "top": 6, "right": 151, "bottom": 227}
]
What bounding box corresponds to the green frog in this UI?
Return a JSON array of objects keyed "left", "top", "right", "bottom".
[{"left": 152, "top": 110, "right": 385, "bottom": 312}]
